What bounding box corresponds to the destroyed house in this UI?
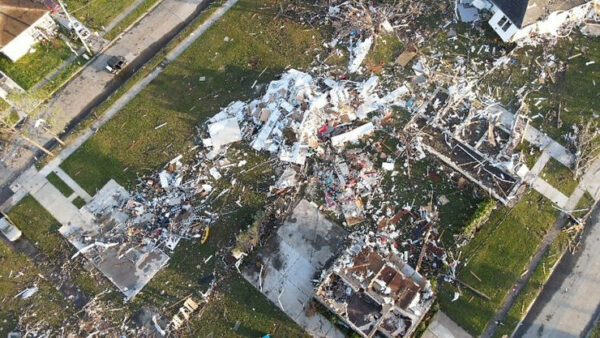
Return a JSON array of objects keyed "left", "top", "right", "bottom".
[
  {"left": 471, "top": 0, "right": 589, "bottom": 41},
  {"left": 315, "top": 243, "right": 434, "bottom": 338}
]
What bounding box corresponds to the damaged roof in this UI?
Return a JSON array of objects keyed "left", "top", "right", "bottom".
[
  {"left": 0, "top": 0, "right": 48, "bottom": 47},
  {"left": 490, "top": 0, "right": 588, "bottom": 27}
]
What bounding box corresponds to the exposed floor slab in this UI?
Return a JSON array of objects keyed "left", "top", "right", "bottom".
[
  {"left": 242, "top": 199, "right": 348, "bottom": 338},
  {"left": 424, "top": 311, "right": 473, "bottom": 338}
]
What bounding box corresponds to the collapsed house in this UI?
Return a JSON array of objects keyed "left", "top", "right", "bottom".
[
  {"left": 203, "top": 70, "right": 410, "bottom": 224},
  {"left": 406, "top": 87, "right": 524, "bottom": 205},
  {"left": 60, "top": 155, "right": 215, "bottom": 300},
  {"left": 315, "top": 234, "right": 434, "bottom": 338},
  {"left": 61, "top": 180, "right": 170, "bottom": 300},
  {"left": 460, "top": 0, "right": 592, "bottom": 42}
]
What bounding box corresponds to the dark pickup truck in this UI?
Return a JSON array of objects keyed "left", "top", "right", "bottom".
[{"left": 106, "top": 56, "right": 126, "bottom": 74}]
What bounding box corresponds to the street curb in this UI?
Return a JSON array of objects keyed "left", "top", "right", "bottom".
[
  {"left": 509, "top": 245, "right": 568, "bottom": 337},
  {"left": 509, "top": 200, "right": 599, "bottom": 337},
  {"left": 101, "top": 0, "right": 166, "bottom": 50}
]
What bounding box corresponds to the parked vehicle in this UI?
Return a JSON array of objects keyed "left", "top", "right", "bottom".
[
  {"left": 68, "top": 20, "right": 91, "bottom": 40},
  {"left": 0, "top": 216, "right": 22, "bottom": 242},
  {"left": 106, "top": 56, "right": 126, "bottom": 74}
]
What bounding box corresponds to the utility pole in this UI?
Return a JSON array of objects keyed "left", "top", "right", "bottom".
[{"left": 56, "top": 0, "right": 92, "bottom": 55}]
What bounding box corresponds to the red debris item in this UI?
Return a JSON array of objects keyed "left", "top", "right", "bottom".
[
  {"left": 339, "top": 74, "right": 347, "bottom": 80},
  {"left": 318, "top": 123, "right": 329, "bottom": 134},
  {"left": 43, "top": 0, "right": 60, "bottom": 12}
]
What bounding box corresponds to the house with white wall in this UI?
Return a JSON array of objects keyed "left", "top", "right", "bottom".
[
  {"left": 469, "top": 0, "right": 591, "bottom": 42},
  {"left": 0, "top": 0, "right": 57, "bottom": 62}
]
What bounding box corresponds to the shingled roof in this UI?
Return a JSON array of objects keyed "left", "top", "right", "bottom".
[
  {"left": 0, "top": 0, "right": 48, "bottom": 47},
  {"left": 490, "top": 0, "right": 588, "bottom": 27}
]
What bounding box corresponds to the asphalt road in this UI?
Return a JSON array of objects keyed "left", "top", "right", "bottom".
[
  {"left": 516, "top": 202, "right": 600, "bottom": 338},
  {"left": 0, "top": 0, "right": 213, "bottom": 195}
]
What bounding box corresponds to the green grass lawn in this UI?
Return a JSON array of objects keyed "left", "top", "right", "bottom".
[
  {"left": 573, "top": 191, "right": 595, "bottom": 219},
  {"left": 541, "top": 158, "right": 578, "bottom": 197},
  {"left": 104, "top": 0, "right": 163, "bottom": 40},
  {"left": 0, "top": 38, "right": 73, "bottom": 90},
  {"left": 60, "top": 0, "right": 326, "bottom": 332},
  {"left": 46, "top": 172, "right": 75, "bottom": 197},
  {"left": 481, "top": 33, "right": 600, "bottom": 150},
  {"left": 493, "top": 232, "right": 569, "bottom": 338},
  {"left": 65, "top": 0, "right": 141, "bottom": 31},
  {"left": 73, "top": 196, "right": 87, "bottom": 209},
  {"left": 34, "top": 54, "right": 88, "bottom": 98},
  {"left": 366, "top": 33, "right": 404, "bottom": 68},
  {"left": 0, "top": 97, "right": 10, "bottom": 111},
  {"left": 515, "top": 140, "right": 543, "bottom": 170},
  {"left": 7, "top": 195, "right": 73, "bottom": 261},
  {"left": 190, "top": 274, "right": 308, "bottom": 337},
  {"left": 591, "top": 320, "right": 600, "bottom": 338},
  {"left": 439, "top": 190, "right": 559, "bottom": 335},
  {"left": 61, "top": 0, "right": 325, "bottom": 195},
  {"left": 374, "top": 153, "right": 483, "bottom": 243},
  {"left": 0, "top": 242, "right": 75, "bottom": 334}
]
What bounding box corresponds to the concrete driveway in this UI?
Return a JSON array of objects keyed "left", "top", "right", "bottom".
[{"left": 243, "top": 200, "right": 347, "bottom": 338}]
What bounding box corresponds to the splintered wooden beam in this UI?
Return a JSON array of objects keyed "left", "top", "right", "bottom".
[
  {"left": 415, "top": 221, "right": 433, "bottom": 273},
  {"left": 455, "top": 278, "right": 490, "bottom": 301}
]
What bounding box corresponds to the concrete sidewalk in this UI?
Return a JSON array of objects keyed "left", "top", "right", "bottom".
[
  {"left": 424, "top": 311, "right": 473, "bottom": 338},
  {"left": 0, "top": 0, "right": 238, "bottom": 214},
  {"left": 0, "top": 0, "right": 216, "bottom": 189},
  {"left": 53, "top": 167, "right": 92, "bottom": 202}
]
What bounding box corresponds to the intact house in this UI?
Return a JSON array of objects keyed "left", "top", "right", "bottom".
[
  {"left": 468, "top": 0, "right": 591, "bottom": 42},
  {"left": 0, "top": 0, "right": 57, "bottom": 62}
]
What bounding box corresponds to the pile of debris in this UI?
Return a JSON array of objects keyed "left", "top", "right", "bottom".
[
  {"left": 200, "top": 70, "right": 415, "bottom": 225},
  {"left": 315, "top": 233, "right": 435, "bottom": 338}
]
